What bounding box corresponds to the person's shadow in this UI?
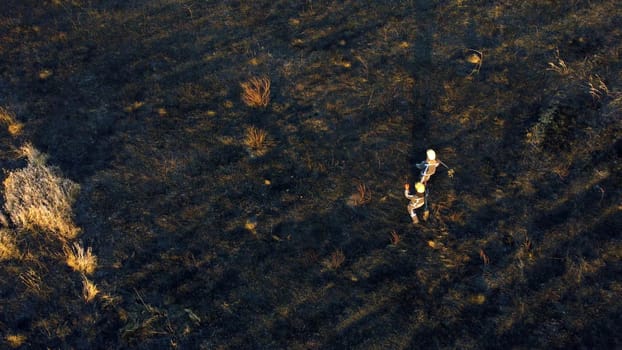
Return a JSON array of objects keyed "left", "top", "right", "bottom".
[{"left": 410, "top": 0, "right": 438, "bottom": 176}]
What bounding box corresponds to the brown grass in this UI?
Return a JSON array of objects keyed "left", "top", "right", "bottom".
[
  {"left": 346, "top": 182, "right": 372, "bottom": 207},
  {"left": 322, "top": 249, "right": 346, "bottom": 270},
  {"left": 244, "top": 126, "right": 272, "bottom": 157},
  {"left": 82, "top": 275, "right": 99, "bottom": 303},
  {"left": 64, "top": 242, "right": 97, "bottom": 275},
  {"left": 3, "top": 144, "right": 81, "bottom": 240},
  {"left": 0, "top": 107, "right": 24, "bottom": 136},
  {"left": 0, "top": 228, "right": 19, "bottom": 261},
  {"left": 5, "top": 334, "right": 27, "bottom": 348},
  {"left": 547, "top": 50, "right": 571, "bottom": 76},
  {"left": 479, "top": 249, "right": 490, "bottom": 265},
  {"left": 389, "top": 230, "right": 401, "bottom": 246},
  {"left": 19, "top": 268, "right": 48, "bottom": 296},
  {"left": 241, "top": 76, "right": 271, "bottom": 107}
]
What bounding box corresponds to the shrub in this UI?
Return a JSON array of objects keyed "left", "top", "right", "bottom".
[{"left": 3, "top": 144, "right": 81, "bottom": 240}]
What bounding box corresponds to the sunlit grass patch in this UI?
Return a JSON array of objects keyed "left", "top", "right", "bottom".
[
  {"left": 3, "top": 144, "right": 81, "bottom": 240},
  {"left": 0, "top": 107, "right": 24, "bottom": 136},
  {"left": 244, "top": 126, "right": 273, "bottom": 157},
  {"left": 244, "top": 217, "right": 258, "bottom": 235},
  {"left": 241, "top": 76, "right": 270, "bottom": 107},
  {"left": 19, "top": 268, "right": 48, "bottom": 296},
  {"left": 38, "top": 69, "right": 53, "bottom": 80},
  {"left": 82, "top": 275, "right": 99, "bottom": 303},
  {"left": 64, "top": 242, "right": 97, "bottom": 275},
  {"left": 0, "top": 228, "right": 19, "bottom": 261},
  {"left": 123, "top": 101, "right": 145, "bottom": 113},
  {"left": 5, "top": 334, "right": 27, "bottom": 348},
  {"left": 547, "top": 50, "right": 571, "bottom": 76}
]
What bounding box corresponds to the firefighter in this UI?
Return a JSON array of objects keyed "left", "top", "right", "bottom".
[
  {"left": 416, "top": 148, "right": 454, "bottom": 184},
  {"left": 404, "top": 182, "right": 429, "bottom": 224},
  {"left": 416, "top": 149, "right": 440, "bottom": 184}
]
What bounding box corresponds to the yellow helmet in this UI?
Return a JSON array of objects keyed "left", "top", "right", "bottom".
[
  {"left": 426, "top": 149, "right": 436, "bottom": 160},
  {"left": 415, "top": 182, "right": 425, "bottom": 193}
]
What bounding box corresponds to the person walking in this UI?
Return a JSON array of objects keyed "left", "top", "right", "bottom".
[
  {"left": 416, "top": 149, "right": 440, "bottom": 184},
  {"left": 404, "top": 182, "right": 429, "bottom": 224},
  {"left": 416, "top": 149, "right": 454, "bottom": 184}
]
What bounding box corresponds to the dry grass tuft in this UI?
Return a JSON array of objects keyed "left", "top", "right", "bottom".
[
  {"left": 19, "top": 268, "right": 48, "bottom": 296},
  {"left": 322, "top": 249, "right": 346, "bottom": 270},
  {"left": 547, "top": 50, "right": 570, "bottom": 75},
  {"left": 3, "top": 144, "right": 81, "bottom": 240},
  {"left": 244, "top": 126, "right": 272, "bottom": 157},
  {"left": 479, "top": 249, "right": 490, "bottom": 265},
  {"left": 82, "top": 275, "right": 99, "bottom": 303},
  {"left": 587, "top": 74, "right": 610, "bottom": 101},
  {"left": 0, "top": 107, "right": 24, "bottom": 136},
  {"left": 0, "top": 228, "right": 19, "bottom": 261},
  {"left": 347, "top": 182, "right": 372, "bottom": 207},
  {"left": 64, "top": 241, "right": 97, "bottom": 275},
  {"left": 5, "top": 334, "right": 27, "bottom": 348},
  {"left": 241, "top": 76, "right": 271, "bottom": 107},
  {"left": 389, "top": 230, "right": 401, "bottom": 245}
]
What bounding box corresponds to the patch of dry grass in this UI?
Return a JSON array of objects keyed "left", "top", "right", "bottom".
[
  {"left": 19, "top": 268, "right": 47, "bottom": 296},
  {"left": 389, "top": 230, "right": 401, "bottom": 246},
  {"left": 346, "top": 182, "right": 372, "bottom": 207},
  {"left": 244, "top": 126, "right": 272, "bottom": 157},
  {"left": 0, "top": 228, "right": 19, "bottom": 261},
  {"left": 5, "top": 334, "right": 27, "bottom": 348},
  {"left": 241, "top": 76, "right": 271, "bottom": 107},
  {"left": 322, "top": 249, "right": 346, "bottom": 270},
  {"left": 64, "top": 242, "right": 97, "bottom": 275},
  {"left": 0, "top": 107, "right": 24, "bottom": 136},
  {"left": 82, "top": 275, "right": 99, "bottom": 303},
  {"left": 3, "top": 144, "right": 81, "bottom": 240}
]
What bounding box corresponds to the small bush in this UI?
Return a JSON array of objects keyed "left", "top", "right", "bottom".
[{"left": 3, "top": 144, "right": 81, "bottom": 240}]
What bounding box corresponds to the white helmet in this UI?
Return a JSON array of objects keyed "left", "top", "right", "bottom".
[{"left": 426, "top": 149, "right": 436, "bottom": 160}]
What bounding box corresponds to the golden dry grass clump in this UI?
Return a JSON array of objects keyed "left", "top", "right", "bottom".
[
  {"left": 0, "top": 228, "right": 19, "bottom": 261},
  {"left": 0, "top": 107, "right": 24, "bottom": 136},
  {"left": 64, "top": 241, "right": 97, "bottom": 275},
  {"left": 3, "top": 144, "right": 81, "bottom": 240},
  {"left": 241, "top": 76, "right": 271, "bottom": 107},
  {"left": 244, "top": 126, "right": 273, "bottom": 157},
  {"left": 5, "top": 333, "right": 27, "bottom": 348},
  {"left": 82, "top": 275, "right": 99, "bottom": 303}
]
